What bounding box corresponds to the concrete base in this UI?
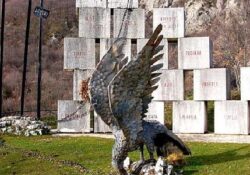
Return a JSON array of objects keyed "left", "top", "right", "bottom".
[
  {"left": 215, "top": 101, "right": 250, "bottom": 135},
  {"left": 173, "top": 101, "right": 207, "bottom": 134},
  {"left": 57, "top": 100, "right": 91, "bottom": 133}
]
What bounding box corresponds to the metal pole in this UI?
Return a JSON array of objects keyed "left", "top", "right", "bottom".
[
  {"left": 0, "top": 0, "right": 5, "bottom": 118},
  {"left": 21, "top": 0, "right": 32, "bottom": 116},
  {"left": 37, "top": 0, "right": 43, "bottom": 120}
]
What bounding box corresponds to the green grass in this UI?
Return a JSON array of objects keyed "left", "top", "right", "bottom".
[{"left": 1, "top": 134, "right": 250, "bottom": 175}]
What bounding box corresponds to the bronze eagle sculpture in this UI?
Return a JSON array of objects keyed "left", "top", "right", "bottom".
[{"left": 88, "top": 24, "right": 191, "bottom": 174}]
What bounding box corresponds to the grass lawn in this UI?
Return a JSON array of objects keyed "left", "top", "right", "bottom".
[{"left": 0, "top": 134, "right": 250, "bottom": 175}]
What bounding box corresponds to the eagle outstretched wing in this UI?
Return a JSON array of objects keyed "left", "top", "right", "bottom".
[
  {"left": 108, "top": 24, "right": 164, "bottom": 142},
  {"left": 89, "top": 38, "right": 129, "bottom": 127}
]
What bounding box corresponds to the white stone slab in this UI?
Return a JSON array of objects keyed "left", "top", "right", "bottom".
[
  {"left": 173, "top": 101, "right": 207, "bottom": 134},
  {"left": 100, "top": 39, "right": 131, "bottom": 61},
  {"left": 152, "top": 70, "right": 184, "bottom": 101},
  {"left": 153, "top": 8, "right": 184, "bottom": 39},
  {"left": 64, "top": 38, "right": 95, "bottom": 70},
  {"left": 178, "top": 37, "right": 213, "bottom": 69},
  {"left": 144, "top": 101, "right": 164, "bottom": 124},
  {"left": 108, "top": 0, "right": 138, "bottom": 8},
  {"left": 113, "top": 9, "right": 145, "bottom": 38},
  {"left": 79, "top": 8, "right": 110, "bottom": 38},
  {"left": 194, "top": 68, "right": 230, "bottom": 101},
  {"left": 76, "top": 0, "right": 107, "bottom": 8},
  {"left": 73, "top": 70, "right": 94, "bottom": 101},
  {"left": 58, "top": 101, "right": 91, "bottom": 133},
  {"left": 214, "top": 101, "right": 250, "bottom": 135},
  {"left": 241, "top": 67, "right": 250, "bottom": 100},
  {"left": 94, "top": 112, "right": 111, "bottom": 133},
  {"left": 137, "top": 39, "right": 168, "bottom": 69}
]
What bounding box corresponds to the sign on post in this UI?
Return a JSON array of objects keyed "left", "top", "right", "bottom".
[{"left": 34, "top": 6, "right": 50, "bottom": 19}]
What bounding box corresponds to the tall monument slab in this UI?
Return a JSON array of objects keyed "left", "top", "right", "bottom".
[
  {"left": 178, "top": 37, "right": 213, "bottom": 69},
  {"left": 73, "top": 70, "right": 94, "bottom": 101},
  {"left": 79, "top": 8, "right": 110, "bottom": 38},
  {"left": 173, "top": 101, "right": 207, "bottom": 134},
  {"left": 153, "top": 8, "right": 184, "bottom": 39},
  {"left": 76, "top": 0, "right": 107, "bottom": 8},
  {"left": 137, "top": 39, "right": 168, "bottom": 69},
  {"left": 113, "top": 9, "right": 145, "bottom": 38},
  {"left": 100, "top": 39, "right": 131, "bottom": 60},
  {"left": 241, "top": 67, "right": 250, "bottom": 100},
  {"left": 152, "top": 70, "right": 184, "bottom": 101},
  {"left": 64, "top": 38, "right": 95, "bottom": 70},
  {"left": 214, "top": 101, "right": 250, "bottom": 135},
  {"left": 194, "top": 68, "right": 230, "bottom": 100},
  {"left": 144, "top": 101, "right": 165, "bottom": 124},
  {"left": 58, "top": 101, "right": 91, "bottom": 133},
  {"left": 108, "top": 0, "right": 138, "bottom": 8}
]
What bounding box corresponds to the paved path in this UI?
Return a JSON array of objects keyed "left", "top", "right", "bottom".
[{"left": 52, "top": 133, "right": 250, "bottom": 144}]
